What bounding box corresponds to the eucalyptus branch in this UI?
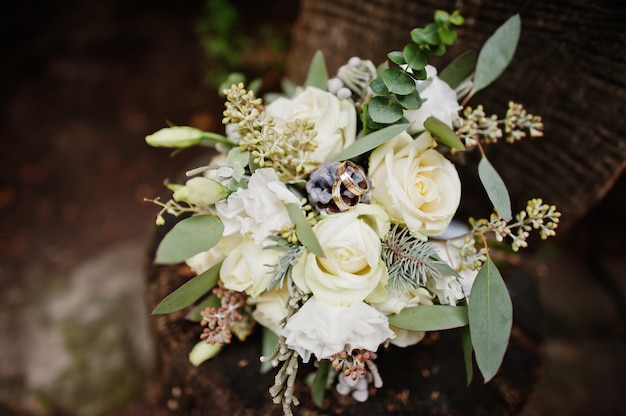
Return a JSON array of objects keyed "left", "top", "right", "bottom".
[{"left": 144, "top": 196, "right": 216, "bottom": 225}]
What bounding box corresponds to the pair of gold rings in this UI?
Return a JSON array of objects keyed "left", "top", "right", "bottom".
[{"left": 331, "top": 161, "right": 370, "bottom": 211}]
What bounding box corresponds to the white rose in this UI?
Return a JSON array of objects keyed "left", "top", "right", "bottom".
[
  {"left": 404, "top": 65, "right": 461, "bottom": 134},
  {"left": 265, "top": 86, "right": 357, "bottom": 164},
  {"left": 368, "top": 131, "right": 461, "bottom": 240},
  {"left": 282, "top": 297, "right": 395, "bottom": 362},
  {"left": 249, "top": 287, "right": 289, "bottom": 336},
  {"left": 292, "top": 204, "right": 390, "bottom": 307},
  {"left": 428, "top": 221, "right": 478, "bottom": 305},
  {"left": 219, "top": 237, "right": 281, "bottom": 298},
  {"left": 185, "top": 245, "right": 224, "bottom": 275},
  {"left": 371, "top": 286, "right": 434, "bottom": 348},
  {"left": 215, "top": 168, "right": 300, "bottom": 244}
]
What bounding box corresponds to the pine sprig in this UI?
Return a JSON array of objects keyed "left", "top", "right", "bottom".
[
  {"left": 382, "top": 225, "right": 453, "bottom": 290},
  {"left": 265, "top": 236, "right": 306, "bottom": 291}
]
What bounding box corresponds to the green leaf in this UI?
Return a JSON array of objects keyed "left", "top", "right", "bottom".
[
  {"left": 261, "top": 327, "right": 279, "bottom": 374},
  {"left": 331, "top": 123, "right": 409, "bottom": 162},
  {"left": 388, "top": 304, "right": 469, "bottom": 331},
  {"left": 403, "top": 44, "right": 428, "bottom": 71},
  {"left": 382, "top": 67, "right": 416, "bottom": 95},
  {"left": 286, "top": 203, "right": 325, "bottom": 258},
  {"left": 468, "top": 258, "right": 512, "bottom": 382},
  {"left": 227, "top": 146, "right": 249, "bottom": 181},
  {"left": 367, "top": 96, "right": 404, "bottom": 124},
  {"left": 155, "top": 215, "right": 225, "bottom": 264},
  {"left": 423, "top": 117, "right": 465, "bottom": 150},
  {"left": 439, "top": 49, "right": 478, "bottom": 89},
  {"left": 185, "top": 294, "right": 220, "bottom": 321},
  {"left": 152, "top": 262, "right": 222, "bottom": 314},
  {"left": 387, "top": 51, "right": 406, "bottom": 66},
  {"left": 304, "top": 50, "right": 328, "bottom": 90},
  {"left": 397, "top": 90, "right": 422, "bottom": 110},
  {"left": 460, "top": 325, "right": 474, "bottom": 385},
  {"left": 478, "top": 156, "right": 512, "bottom": 221},
  {"left": 311, "top": 360, "right": 331, "bottom": 407},
  {"left": 411, "top": 24, "right": 440, "bottom": 46},
  {"left": 369, "top": 77, "right": 390, "bottom": 95},
  {"left": 472, "top": 14, "right": 521, "bottom": 94}
]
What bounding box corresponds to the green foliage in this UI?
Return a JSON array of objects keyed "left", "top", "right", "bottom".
[
  {"left": 152, "top": 262, "right": 222, "bottom": 314},
  {"left": 311, "top": 360, "right": 332, "bottom": 407},
  {"left": 478, "top": 156, "right": 512, "bottom": 221},
  {"left": 185, "top": 294, "right": 220, "bottom": 321},
  {"left": 468, "top": 258, "right": 513, "bottom": 382},
  {"left": 439, "top": 49, "right": 478, "bottom": 90},
  {"left": 286, "top": 203, "right": 325, "bottom": 258},
  {"left": 424, "top": 117, "right": 465, "bottom": 150},
  {"left": 331, "top": 123, "right": 409, "bottom": 162},
  {"left": 155, "top": 215, "right": 225, "bottom": 264},
  {"left": 472, "top": 14, "right": 521, "bottom": 95},
  {"left": 304, "top": 50, "right": 329, "bottom": 90},
  {"left": 365, "top": 10, "right": 464, "bottom": 130},
  {"left": 460, "top": 326, "right": 474, "bottom": 385},
  {"left": 388, "top": 305, "right": 469, "bottom": 331},
  {"left": 261, "top": 328, "right": 279, "bottom": 374}
]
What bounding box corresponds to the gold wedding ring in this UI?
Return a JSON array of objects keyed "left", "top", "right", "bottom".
[{"left": 337, "top": 161, "right": 370, "bottom": 197}]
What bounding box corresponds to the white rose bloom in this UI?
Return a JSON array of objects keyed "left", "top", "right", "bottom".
[
  {"left": 292, "top": 204, "right": 390, "bottom": 307},
  {"left": 215, "top": 168, "right": 300, "bottom": 244},
  {"left": 265, "top": 86, "right": 357, "bottom": 164},
  {"left": 368, "top": 131, "right": 461, "bottom": 240},
  {"left": 219, "top": 237, "right": 281, "bottom": 298},
  {"left": 404, "top": 65, "right": 461, "bottom": 134},
  {"left": 248, "top": 287, "right": 290, "bottom": 336},
  {"left": 282, "top": 297, "right": 395, "bottom": 362},
  {"left": 185, "top": 244, "right": 224, "bottom": 275},
  {"left": 429, "top": 221, "right": 478, "bottom": 305},
  {"left": 371, "top": 286, "right": 434, "bottom": 348}
]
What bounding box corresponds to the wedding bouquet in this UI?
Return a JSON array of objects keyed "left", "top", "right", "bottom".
[{"left": 145, "top": 11, "right": 560, "bottom": 415}]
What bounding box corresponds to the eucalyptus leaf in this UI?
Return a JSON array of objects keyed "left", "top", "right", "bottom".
[
  {"left": 311, "top": 359, "right": 331, "bottom": 407},
  {"left": 331, "top": 123, "right": 409, "bottom": 162},
  {"left": 155, "top": 215, "right": 225, "bottom": 264},
  {"left": 439, "top": 49, "right": 478, "bottom": 89},
  {"left": 304, "top": 50, "right": 328, "bottom": 90},
  {"left": 472, "top": 14, "right": 521, "bottom": 94},
  {"left": 261, "top": 327, "right": 279, "bottom": 374},
  {"left": 411, "top": 24, "right": 440, "bottom": 45},
  {"left": 468, "top": 258, "right": 512, "bottom": 382},
  {"left": 388, "top": 304, "right": 469, "bottom": 331},
  {"left": 423, "top": 117, "right": 465, "bottom": 150},
  {"left": 227, "top": 146, "right": 250, "bottom": 181},
  {"left": 367, "top": 95, "right": 404, "bottom": 124},
  {"left": 383, "top": 67, "right": 416, "bottom": 95},
  {"left": 152, "top": 262, "right": 222, "bottom": 314},
  {"left": 403, "top": 44, "right": 428, "bottom": 71},
  {"left": 369, "top": 77, "right": 390, "bottom": 95},
  {"left": 478, "top": 156, "right": 512, "bottom": 221},
  {"left": 397, "top": 89, "right": 422, "bottom": 110},
  {"left": 460, "top": 325, "right": 474, "bottom": 385},
  {"left": 185, "top": 294, "right": 220, "bottom": 321},
  {"left": 387, "top": 51, "right": 406, "bottom": 65},
  {"left": 286, "top": 203, "right": 325, "bottom": 258}
]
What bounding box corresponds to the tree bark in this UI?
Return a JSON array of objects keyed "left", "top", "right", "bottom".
[{"left": 287, "top": 0, "right": 626, "bottom": 231}]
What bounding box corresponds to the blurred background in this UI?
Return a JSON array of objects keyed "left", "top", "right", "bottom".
[{"left": 0, "top": 0, "right": 624, "bottom": 415}]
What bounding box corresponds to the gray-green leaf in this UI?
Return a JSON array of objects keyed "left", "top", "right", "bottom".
[
  {"left": 439, "top": 49, "right": 478, "bottom": 89},
  {"left": 472, "top": 14, "right": 521, "bottom": 94},
  {"left": 304, "top": 50, "right": 328, "bottom": 90},
  {"left": 311, "top": 359, "right": 331, "bottom": 407},
  {"left": 424, "top": 117, "right": 465, "bottom": 150},
  {"left": 388, "top": 304, "right": 469, "bottom": 331},
  {"left": 155, "top": 215, "right": 225, "bottom": 264},
  {"left": 286, "top": 203, "right": 325, "bottom": 258},
  {"left": 468, "top": 258, "right": 513, "bottom": 382},
  {"left": 368, "top": 96, "right": 404, "bottom": 124},
  {"left": 331, "top": 123, "right": 409, "bottom": 162},
  {"left": 152, "top": 262, "right": 221, "bottom": 314},
  {"left": 478, "top": 156, "right": 512, "bottom": 221},
  {"left": 260, "top": 327, "right": 279, "bottom": 374},
  {"left": 383, "top": 67, "right": 416, "bottom": 95}
]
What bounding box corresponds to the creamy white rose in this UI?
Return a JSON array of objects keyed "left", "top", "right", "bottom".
[
  {"left": 292, "top": 204, "right": 390, "bottom": 307},
  {"left": 265, "top": 86, "right": 356, "bottom": 164},
  {"left": 404, "top": 65, "right": 461, "bottom": 134},
  {"left": 371, "top": 286, "right": 434, "bottom": 348},
  {"left": 368, "top": 131, "right": 461, "bottom": 240},
  {"left": 215, "top": 168, "right": 300, "bottom": 244},
  {"left": 219, "top": 237, "right": 281, "bottom": 298},
  {"left": 249, "top": 287, "right": 289, "bottom": 336},
  {"left": 282, "top": 297, "right": 395, "bottom": 362}
]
